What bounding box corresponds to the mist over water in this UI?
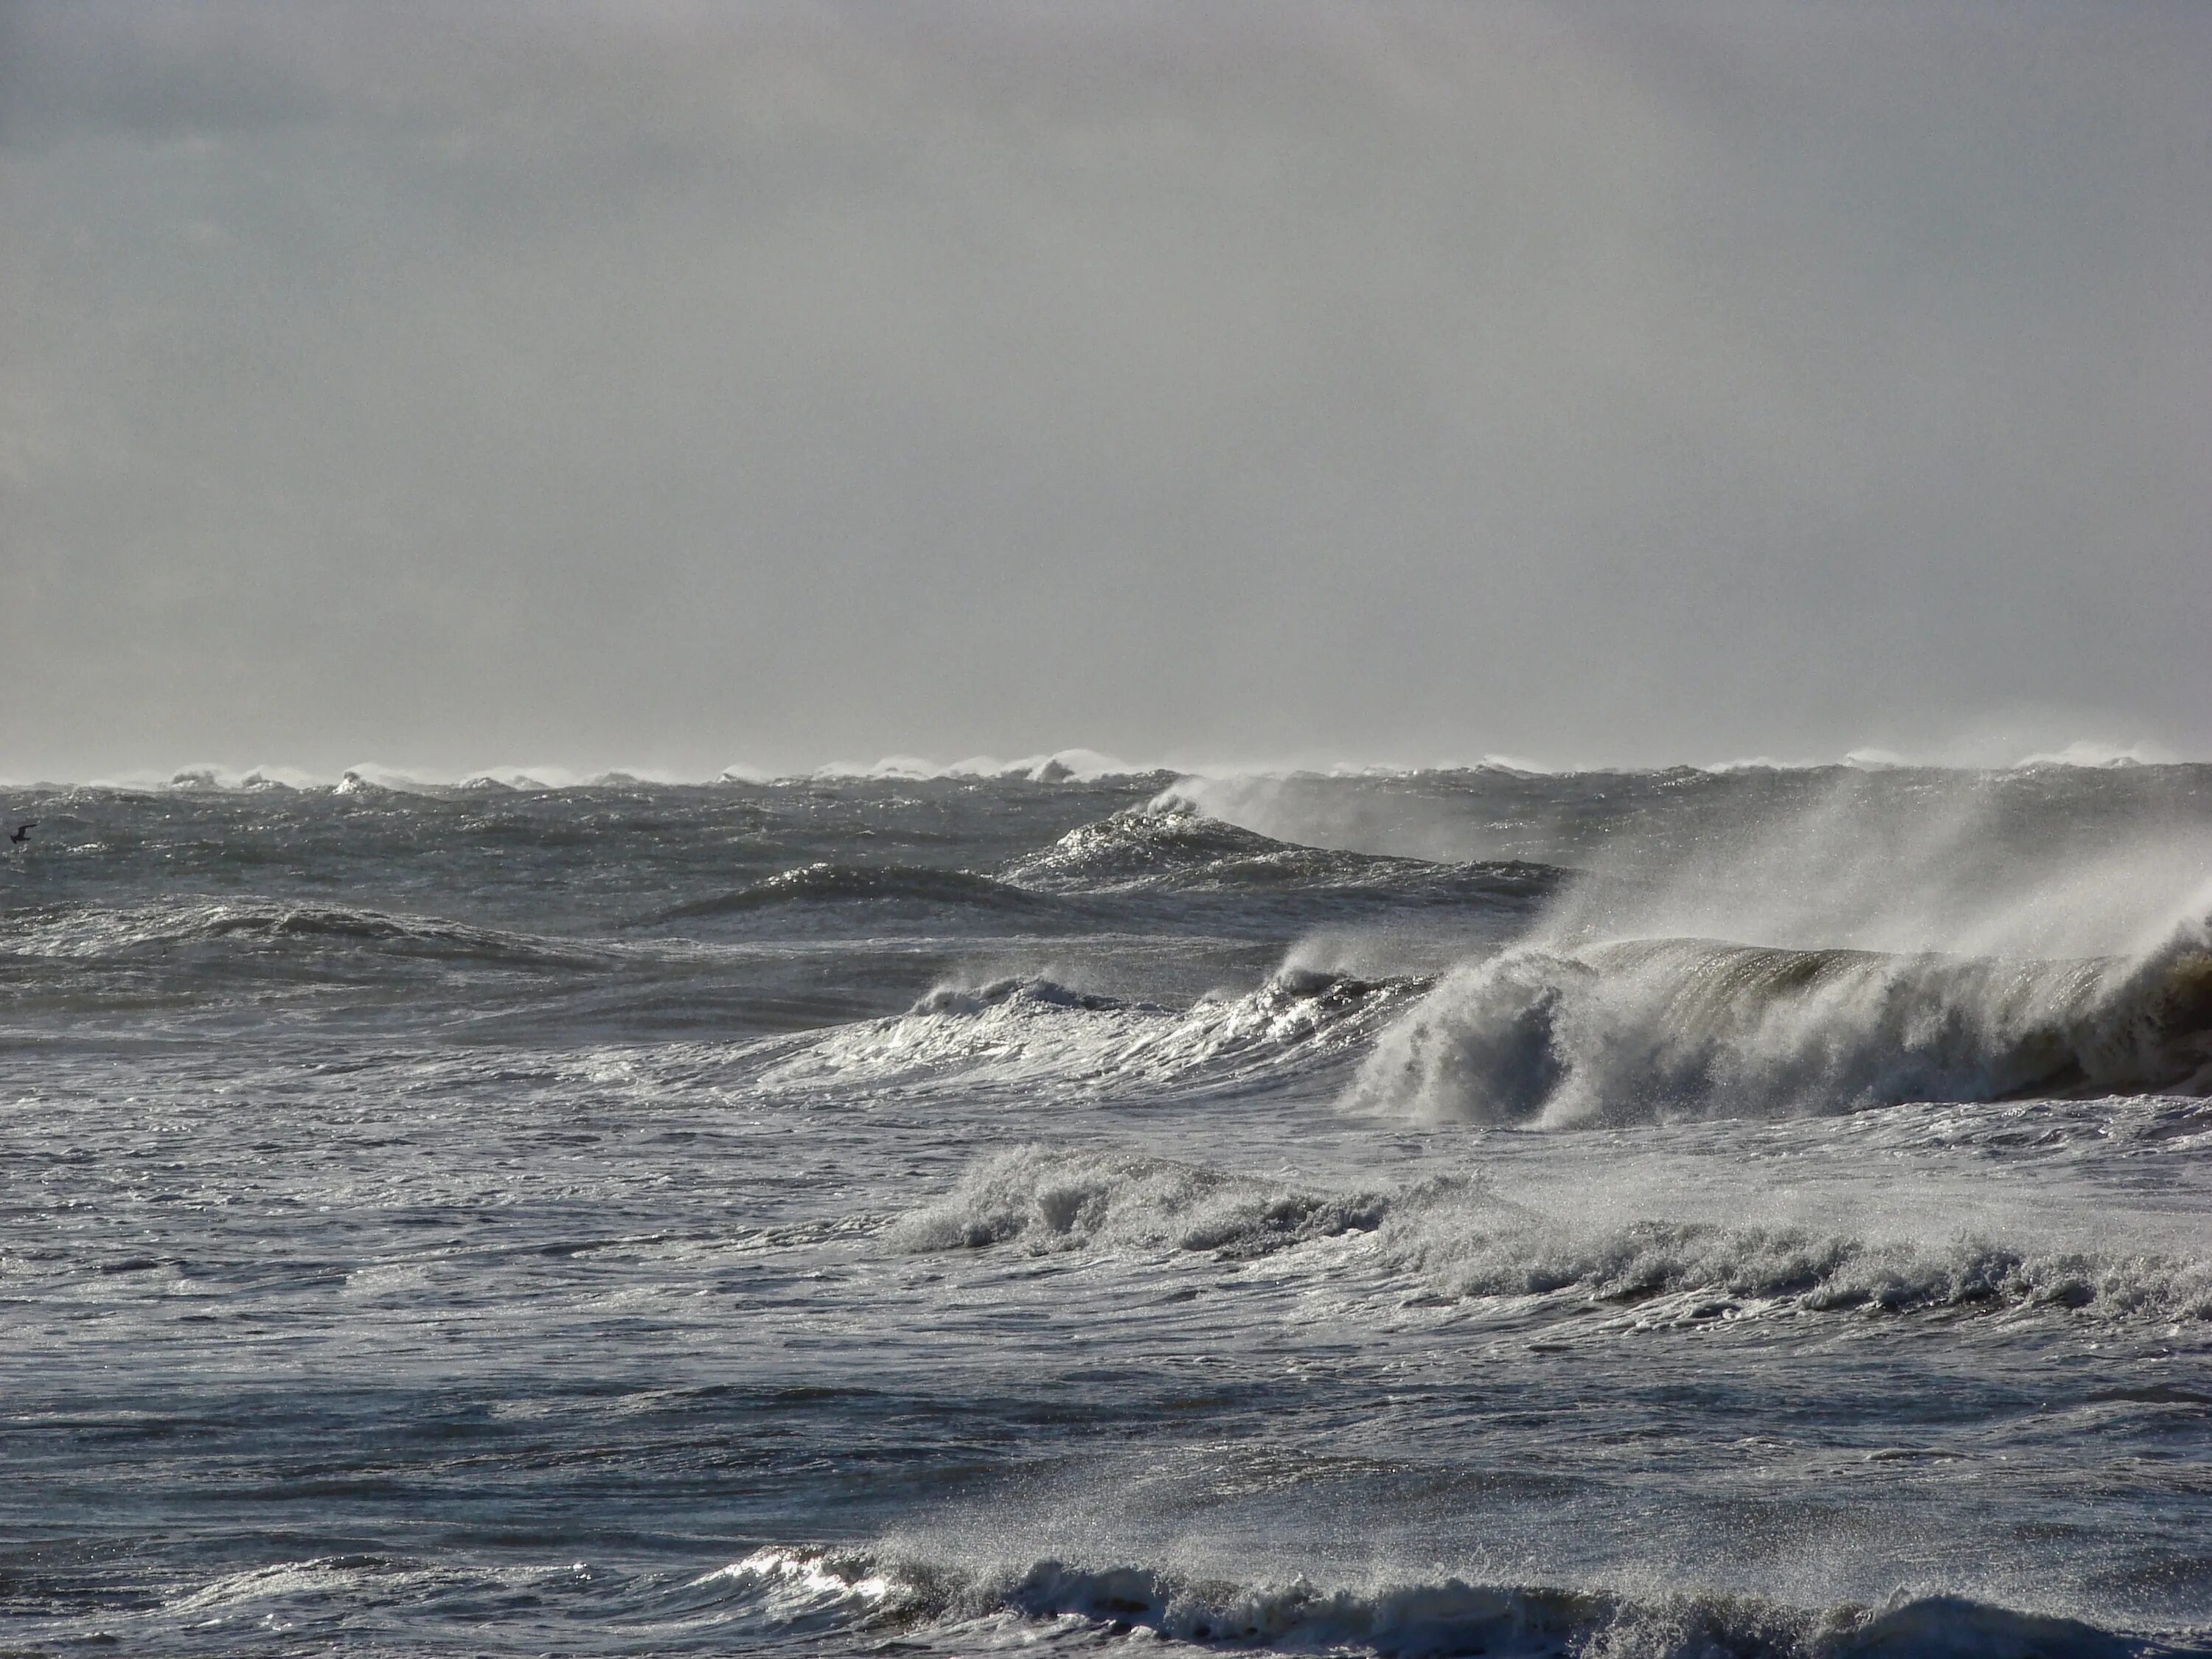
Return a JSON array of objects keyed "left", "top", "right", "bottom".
[{"left": 2, "top": 762, "right": 2209, "bottom": 1656}]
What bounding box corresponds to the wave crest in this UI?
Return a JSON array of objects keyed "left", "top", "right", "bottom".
[
  {"left": 1374, "top": 1178, "right": 2212, "bottom": 1320},
  {"left": 759, "top": 970, "right": 1419, "bottom": 1095}
]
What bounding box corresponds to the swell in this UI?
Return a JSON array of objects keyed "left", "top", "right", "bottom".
[
  {"left": 650, "top": 862, "right": 1072, "bottom": 922},
  {"left": 0, "top": 899, "right": 612, "bottom": 970},
  {"left": 1356, "top": 933, "right": 2212, "bottom": 1126},
  {"left": 708, "top": 1544, "right": 2203, "bottom": 1658},
  {"left": 888, "top": 1145, "right": 2212, "bottom": 1323},
  {"left": 998, "top": 804, "right": 1565, "bottom": 905},
  {"left": 641, "top": 807, "right": 1564, "bottom": 935}
]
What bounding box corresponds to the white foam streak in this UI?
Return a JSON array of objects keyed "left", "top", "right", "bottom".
[{"left": 698, "top": 1547, "right": 894, "bottom": 1613}]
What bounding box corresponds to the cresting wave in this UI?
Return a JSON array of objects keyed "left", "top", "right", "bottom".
[
  {"left": 1355, "top": 933, "right": 2212, "bottom": 1126},
  {"left": 999, "top": 803, "right": 1565, "bottom": 902},
  {"left": 890, "top": 1146, "right": 2212, "bottom": 1322},
  {"left": 709, "top": 1545, "right": 2199, "bottom": 1658}
]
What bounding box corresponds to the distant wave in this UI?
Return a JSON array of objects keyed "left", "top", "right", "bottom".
[
  {"left": 999, "top": 804, "right": 1564, "bottom": 902},
  {"left": 13, "top": 751, "right": 1169, "bottom": 793},
  {"left": 759, "top": 970, "right": 1420, "bottom": 1096},
  {"left": 13, "top": 753, "right": 2208, "bottom": 796},
  {"left": 799, "top": 748, "right": 1158, "bottom": 783},
  {"left": 80, "top": 765, "right": 686, "bottom": 796},
  {"left": 0, "top": 899, "right": 611, "bottom": 969},
  {"left": 890, "top": 1146, "right": 2212, "bottom": 1324},
  {"left": 1355, "top": 934, "right": 2212, "bottom": 1127},
  {"left": 706, "top": 1543, "right": 2198, "bottom": 1658}
]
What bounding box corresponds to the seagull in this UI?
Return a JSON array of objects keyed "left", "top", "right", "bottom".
[{"left": 8, "top": 823, "right": 34, "bottom": 845}]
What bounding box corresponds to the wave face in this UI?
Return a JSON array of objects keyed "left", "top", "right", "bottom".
[
  {"left": 9, "top": 765, "right": 2212, "bottom": 1659},
  {"left": 1354, "top": 936, "right": 2212, "bottom": 1125}
]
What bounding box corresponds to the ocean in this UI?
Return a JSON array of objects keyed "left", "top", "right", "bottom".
[{"left": 1, "top": 761, "right": 2207, "bottom": 1657}]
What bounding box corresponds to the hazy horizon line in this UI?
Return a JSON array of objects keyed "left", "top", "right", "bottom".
[{"left": 1, "top": 737, "right": 2199, "bottom": 793}]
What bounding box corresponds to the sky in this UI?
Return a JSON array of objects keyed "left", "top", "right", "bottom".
[{"left": 2, "top": 1, "right": 2208, "bottom": 780}]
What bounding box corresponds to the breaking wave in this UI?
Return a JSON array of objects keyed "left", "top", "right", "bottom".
[
  {"left": 885, "top": 1144, "right": 1388, "bottom": 1256},
  {"left": 890, "top": 1147, "right": 2212, "bottom": 1323},
  {"left": 1354, "top": 933, "right": 2212, "bottom": 1127},
  {"left": 709, "top": 1544, "right": 2199, "bottom": 1657},
  {"left": 758, "top": 969, "right": 1419, "bottom": 1096},
  {"left": 1372, "top": 1176, "right": 2212, "bottom": 1321}
]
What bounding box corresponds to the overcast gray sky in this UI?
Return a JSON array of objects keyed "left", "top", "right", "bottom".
[{"left": 3, "top": 1, "right": 2207, "bottom": 779}]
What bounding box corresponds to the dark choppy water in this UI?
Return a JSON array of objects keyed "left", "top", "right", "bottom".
[{"left": 3, "top": 763, "right": 2209, "bottom": 1657}]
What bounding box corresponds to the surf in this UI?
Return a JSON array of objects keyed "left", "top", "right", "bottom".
[{"left": 705, "top": 1543, "right": 2202, "bottom": 1658}]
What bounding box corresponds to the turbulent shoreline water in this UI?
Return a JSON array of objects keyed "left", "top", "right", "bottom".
[{"left": 2, "top": 764, "right": 2208, "bottom": 1656}]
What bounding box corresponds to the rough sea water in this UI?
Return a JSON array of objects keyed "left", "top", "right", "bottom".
[{"left": 3, "top": 760, "right": 2209, "bottom": 1658}]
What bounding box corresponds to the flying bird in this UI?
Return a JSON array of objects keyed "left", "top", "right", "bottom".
[{"left": 9, "top": 823, "right": 34, "bottom": 844}]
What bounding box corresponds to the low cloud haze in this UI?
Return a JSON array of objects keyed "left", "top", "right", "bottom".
[{"left": 3, "top": 1, "right": 2207, "bottom": 779}]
